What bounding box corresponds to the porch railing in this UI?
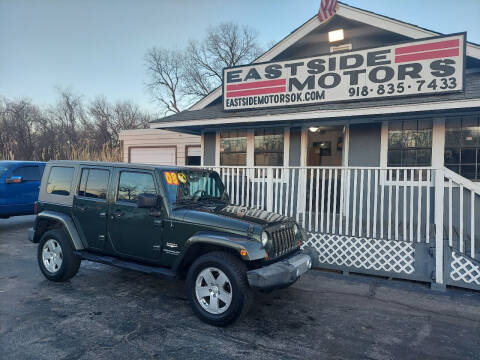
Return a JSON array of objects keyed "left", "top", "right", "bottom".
[
  {"left": 442, "top": 167, "right": 480, "bottom": 259},
  {"left": 200, "top": 165, "right": 480, "bottom": 288},
  {"left": 207, "top": 166, "right": 434, "bottom": 243}
]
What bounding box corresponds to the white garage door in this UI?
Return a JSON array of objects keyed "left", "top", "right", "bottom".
[{"left": 130, "top": 147, "right": 176, "bottom": 165}]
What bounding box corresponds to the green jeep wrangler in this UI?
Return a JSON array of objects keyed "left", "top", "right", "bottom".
[{"left": 29, "top": 161, "right": 312, "bottom": 326}]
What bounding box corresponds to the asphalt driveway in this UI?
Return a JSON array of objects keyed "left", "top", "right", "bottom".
[{"left": 1, "top": 216, "right": 480, "bottom": 360}]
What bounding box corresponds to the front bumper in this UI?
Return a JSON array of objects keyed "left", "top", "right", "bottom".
[{"left": 247, "top": 252, "right": 312, "bottom": 289}]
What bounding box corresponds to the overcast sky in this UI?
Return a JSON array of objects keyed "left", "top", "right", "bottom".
[{"left": 1, "top": 0, "right": 479, "bottom": 113}]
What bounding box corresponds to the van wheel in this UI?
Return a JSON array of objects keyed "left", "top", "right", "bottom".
[
  {"left": 38, "top": 229, "right": 81, "bottom": 282},
  {"left": 186, "top": 251, "right": 253, "bottom": 327}
]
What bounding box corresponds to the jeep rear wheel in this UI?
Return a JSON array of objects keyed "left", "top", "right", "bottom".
[
  {"left": 37, "top": 229, "right": 81, "bottom": 282},
  {"left": 186, "top": 251, "right": 252, "bottom": 326}
]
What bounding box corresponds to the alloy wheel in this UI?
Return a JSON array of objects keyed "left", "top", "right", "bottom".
[
  {"left": 42, "top": 239, "right": 63, "bottom": 273},
  {"left": 195, "top": 267, "right": 233, "bottom": 314}
]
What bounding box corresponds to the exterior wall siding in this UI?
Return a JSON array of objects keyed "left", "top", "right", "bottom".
[
  {"left": 348, "top": 123, "right": 382, "bottom": 166},
  {"left": 289, "top": 127, "right": 302, "bottom": 166},
  {"left": 119, "top": 129, "right": 200, "bottom": 165},
  {"left": 203, "top": 132, "right": 216, "bottom": 166}
]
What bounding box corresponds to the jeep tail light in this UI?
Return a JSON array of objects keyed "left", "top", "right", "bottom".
[{"left": 34, "top": 201, "right": 38, "bottom": 215}]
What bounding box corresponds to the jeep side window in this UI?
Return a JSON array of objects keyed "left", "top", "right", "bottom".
[
  {"left": 78, "top": 169, "right": 109, "bottom": 200},
  {"left": 46, "top": 166, "right": 74, "bottom": 196},
  {"left": 117, "top": 171, "right": 156, "bottom": 203},
  {"left": 13, "top": 166, "right": 41, "bottom": 181}
]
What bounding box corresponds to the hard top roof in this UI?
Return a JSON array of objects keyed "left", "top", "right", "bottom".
[{"left": 45, "top": 160, "right": 211, "bottom": 171}]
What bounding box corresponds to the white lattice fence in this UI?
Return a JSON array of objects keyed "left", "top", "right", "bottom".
[
  {"left": 450, "top": 252, "right": 480, "bottom": 286},
  {"left": 304, "top": 233, "right": 415, "bottom": 274}
]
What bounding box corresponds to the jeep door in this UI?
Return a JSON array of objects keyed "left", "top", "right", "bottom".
[
  {"left": 107, "top": 169, "right": 163, "bottom": 262},
  {"left": 72, "top": 167, "right": 112, "bottom": 251}
]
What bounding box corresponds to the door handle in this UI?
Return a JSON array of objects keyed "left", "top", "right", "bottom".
[{"left": 78, "top": 205, "right": 88, "bottom": 212}]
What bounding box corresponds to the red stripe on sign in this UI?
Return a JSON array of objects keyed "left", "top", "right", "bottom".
[
  {"left": 395, "top": 48, "right": 459, "bottom": 63},
  {"left": 395, "top": 39, "right": 459, "bottom": 55},
  {"left": 226, "top": 79, "right": 286, "bottom": 91},
  {"left": 227, "top": 86, "right": 286, "bottom": 98}
]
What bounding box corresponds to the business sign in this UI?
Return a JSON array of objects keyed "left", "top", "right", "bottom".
[{"left": 223, "top": 33, "right": 465, "bottom": 111}]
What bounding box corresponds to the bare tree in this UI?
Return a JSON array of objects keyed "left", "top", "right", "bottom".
[
  {"left": 0, "top": 91, "right": 153, "bottom": 162},
  {"left": 88, "top": 96, "right": 113, "bottom": 147},
  {"left": 110, "top": 101, "right": 151, "bottom": 146},
  {"left": 89, "top": 97, "right": 151, "bottom": 147},
  {"left": 49, "top": 89, "right": 86, "bottom": 145},
  {"left": 182, "top": 22, "right": 263, "bottom": 98},
  {"left": 144, "top": 48, "right": 184, "bottom": 115},
  {"left": 144, "top": 22, "right": 263, "bottom": 111},
  {"left": 0, "top": 99, "right": 41, "bottom": 160}
]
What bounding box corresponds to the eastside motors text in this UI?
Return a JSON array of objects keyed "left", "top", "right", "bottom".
[{"left": 222, "top": 34, "right": 465, "bottom": 110}]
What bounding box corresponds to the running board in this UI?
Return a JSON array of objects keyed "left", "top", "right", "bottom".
[{"left": 74, "top": 251, "right": 176, "bottom": 278}]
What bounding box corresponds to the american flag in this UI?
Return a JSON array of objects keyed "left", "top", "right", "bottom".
[{"left": 318, "top": 0, "right": 338, "bottom": 22}]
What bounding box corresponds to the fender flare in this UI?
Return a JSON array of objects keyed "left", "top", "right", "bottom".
[
  {"left": 173, "top": 231, "right": 267, "bottom": 270},
  {"left": 35, "top": 211, "right": 85, "bottom": 250}
]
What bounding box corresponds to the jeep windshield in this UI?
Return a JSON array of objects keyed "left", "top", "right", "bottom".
[{"left": 161, "top": 170, "right": 227, "bottom": 206}]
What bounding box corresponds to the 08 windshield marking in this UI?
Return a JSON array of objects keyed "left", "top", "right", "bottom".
[{"left": 161, "top": 170, "right": 227, "bottom": 206}]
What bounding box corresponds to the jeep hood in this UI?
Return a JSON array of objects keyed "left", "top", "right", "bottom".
[{"left": 175, "top": 204, "right": 292, "bottom": 234}]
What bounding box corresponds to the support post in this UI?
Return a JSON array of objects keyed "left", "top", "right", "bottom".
[
  {"left": 266, "top": 167, "right": 274, "bottom": 212},
  {"left": 433, "top": 167, "right": 446, "bottom": 291},
  {"left": 297, "top": 168, "right": 307, "bottom": 227}
]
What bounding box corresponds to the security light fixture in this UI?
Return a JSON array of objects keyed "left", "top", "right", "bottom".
[
  {"left": 328, "top": 29, "right": 344, "bottom": 42},
  {"left": 309, "top": 127, "right": 319, "bottom": 133}
]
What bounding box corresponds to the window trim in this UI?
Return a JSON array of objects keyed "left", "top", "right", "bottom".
[
  {"left": 253, "top": 128, "right": 285, "bottom": 167},
  {"left": 216, "top": 127, "right": 290, "bottom": 167},
  {"left": 186, "top": 145, "right": 202, "bottom": 166},
  {"left": 218, "top": 130, "right": 248, "bottom": 166},
  {"left": 381, "top": 118, "right": 445, "bottom": 169},
  {"left": 385, "top": 119, "right": 433, "bottom": 168},
  {"left": 444, "top": 115, "right": 480, "bottom": 181}
]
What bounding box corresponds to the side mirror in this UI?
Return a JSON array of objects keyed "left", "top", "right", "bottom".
[
  {"left": 137, "top": 193, "right": 159, "bottom": 208},
  {"left": 5, "top": 176, "right": 23, "bottom": 184},
  {"left": 221, "top": 191, "right": 230, "bottom": 203}
]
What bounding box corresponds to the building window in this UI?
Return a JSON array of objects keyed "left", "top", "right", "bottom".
[
  {"left": 186, "top": 146, "right": 201, "bottom": 166},
  {"left": 445, "top": 115, "right": 480, "bottom": 180},
  {"left": 220, "top": 130, "right": 246, "bottom": 166},
  {"left": 254, "top": 128, "right": 284, "bottom": 166},
  {"left": 387, "top": 119, "right": 432, "bottom": 167}
]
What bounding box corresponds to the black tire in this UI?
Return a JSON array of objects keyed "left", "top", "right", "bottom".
[
  {"left": 37, "top": 229, "right": 81, "bottom": 282},
  {"left": 186, "top": 251, "right": 253, "bottom": 327}
]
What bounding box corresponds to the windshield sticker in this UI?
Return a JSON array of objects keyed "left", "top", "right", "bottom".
[
  {"left": 164, "top": 171, "right": 179, "bottom": 186},
  {"left": 177, "top": 172, "right": 187, "bottom": 184}
]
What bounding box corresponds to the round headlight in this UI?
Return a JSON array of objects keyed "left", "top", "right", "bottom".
[{"left": 261, "top": 231, "right": 269, "bottom": 247}]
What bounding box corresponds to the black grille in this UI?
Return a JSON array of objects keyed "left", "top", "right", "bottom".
[{"left": 268, "top": 224, "right": 297, "bottom": 258}]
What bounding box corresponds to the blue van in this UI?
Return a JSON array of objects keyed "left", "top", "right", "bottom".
[{"left": 0, "top": 161, "right": 46, "bottom": 218}]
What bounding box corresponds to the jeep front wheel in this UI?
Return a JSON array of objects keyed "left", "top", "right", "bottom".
[
  {"left": 38, "top": 229, "right": 81, "bottom": 282},
  {"left": 186, "top": 251, "right": 252, "bottom": 326}
]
